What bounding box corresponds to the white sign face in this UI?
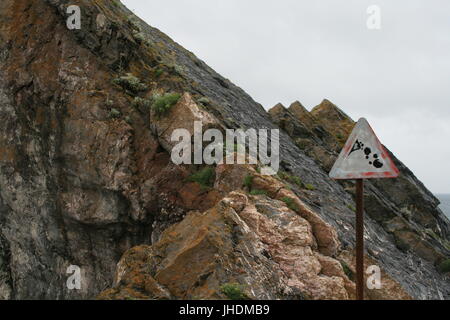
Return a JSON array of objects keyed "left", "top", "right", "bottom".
[{"left": 329, "top": 118, "right": 399, "bottom": 180}]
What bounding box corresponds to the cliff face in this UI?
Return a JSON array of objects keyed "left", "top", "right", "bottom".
[{"left": 0, "top": 0, "right": 448, "bottom": 300}]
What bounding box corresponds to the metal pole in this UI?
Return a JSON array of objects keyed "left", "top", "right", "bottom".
[{"left": 355, "top": 179, "right": 364, "bottom": 300}]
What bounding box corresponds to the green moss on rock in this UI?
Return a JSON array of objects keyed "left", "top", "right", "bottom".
[
  {"left": 151, "top": 93, "right": 181, "bottom": 118},
  {"left": 187, "top": 167, "right": 215, "bottom": 189},
  {"left": 220, "top": 283, "right": 249, "bottom": 300},
  {"left": 112, "top": 73, "right": 148, "bottom": 94},
  {"left": 438, "top": 259, "right": 450, "bottom": 273}
]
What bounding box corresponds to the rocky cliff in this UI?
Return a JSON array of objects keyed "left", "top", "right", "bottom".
[{"left": 0, "top": 0, "right": 449, "bottom": 300}]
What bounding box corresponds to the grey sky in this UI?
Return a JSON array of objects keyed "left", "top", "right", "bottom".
[{"left": 123, "top": 0, "right": 450, "bottom": 194}]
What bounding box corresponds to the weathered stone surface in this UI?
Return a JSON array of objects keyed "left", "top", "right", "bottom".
[
  {"left": 0, "top": 232, "right": 12, "bottom": 300},
  {"left": 150, "top": 92, "right": 220, "bottom": 153},
  {"left": 100, "top": 192, "right": 354, "bottom": 300},
  {"left": 0, "top": 0, "right": 195, "bottom": 299},
  {"left": 338, "top": 250, "right": 412, "bottom": 300},
  {"left": 0, "top": 0, "right": 448, "bottom": 300}
]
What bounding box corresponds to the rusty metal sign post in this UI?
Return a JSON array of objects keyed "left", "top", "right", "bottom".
[{"left": 329, "top": 118, "right": 399, "bottom": 300}]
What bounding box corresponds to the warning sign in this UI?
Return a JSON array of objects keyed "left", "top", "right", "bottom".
[{"left": 329, "top": 118, "right": 399, "bottom": 180}]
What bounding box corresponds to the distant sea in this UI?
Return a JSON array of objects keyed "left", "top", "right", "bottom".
[{"left": 436, "top": 194, "right": 450, "bottom": 219}]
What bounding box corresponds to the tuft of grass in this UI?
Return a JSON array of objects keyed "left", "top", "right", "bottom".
[
  {"left": 291, "top": 176, "right": 303, "bottom": 187},
  {"left": 132, "top": 30, "right": 151, "bottom": 46},
  {"left": 278, "top": 171, "right": 304, "bottom": 188},
  {"left": 394, "top": 236, "right": 410, "bottom": 252},
  {"left": 197, "top": 97, "right": 210, "bottom": 107},
  {"left": 220, "top": 283, "right": 249, "bottom": 300},
  {"left": 295, "top": 139, "right": 309, "bottom": 150},
  {"left": 243, "top": 175, "right": 254, "bottom": 190},
  {"left": 187, "top": 167, "right": 215, "bottom": 189},
  {"left": 112, "top": 73, "right": 148, "bottom": 94},
  {"left": 109, "top": 108, "right": 121, "bottom": 119},
  {"left": 128, "top": 17, "right": 139, "bottom": 30},
  {"left": 132, "top": 30, "right": 145, "bottom": 43},
  {"left": 151, "top": 93, "right": 181, "bottom": 118},
  {"left": 105, "top": 99, "right": 114, "bottom": 108},
  {"left": 249, "top": 189, "right": 267, "bottom": 196},
  {"left": 131, "top": 97, "right": 152, "bottom": 110},
  {"left": 154, "top": 68, "right": 164, "bottom": 78},
  {"left": 281, "top": 197, "right": 299, "bottom": 212},
  {"left": 278, "top": 171, "right": 290, "bottom": 181},
  {"left": 347, "top": 204, "right": 356, "bottom": 212},
  {"left": 304, "top": 183, "right": 316, "bottom": 191},
  {"left": 438, "top": 259, "right": 450, "bottom": 273}
]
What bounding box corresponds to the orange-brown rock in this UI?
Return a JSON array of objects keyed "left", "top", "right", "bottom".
[
  {"left": 150, "top": 92, "right": 221, "bottom": 154},
  {"left": 100, "top": 192, "right": 354, "bottom": 300}
]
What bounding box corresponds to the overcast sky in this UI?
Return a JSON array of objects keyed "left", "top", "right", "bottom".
[{"left": 123, "top": 0, "right": 450, "bottom": 194}]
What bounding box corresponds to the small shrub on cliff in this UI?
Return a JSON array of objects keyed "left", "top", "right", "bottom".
[
  {"left": 154, "top": 68, "right": 164, "bottom": 78},
  {"left": 438, "top": 259, "right": 450, "bottom": 273},
  {"left": 131, "top": 97, "right": 152, "bottom": 111},
  {"left": 128, "top": 17, "right": 140, "bottom": 30},
  {"left": 242, "top": 175, "right": 254, "bottom": 191},
  {"left": 197, "top": 97, "right": 210, "bottom": 107},
  {"left": 281, "top": 197, "right": 299, "bottom": 212},
  {"left": 291, "top": 176, "right": 303, "bottom": 187},
  {"left": 132, "top": 30, "right": 145, "bottom": 42},
  {"left": 278, "top": 171, "right": 304, "bottom": 188},
  {"left": 188, "top": 167, "right": 215, "bottom": 189},
  {"left": 151, "top": 93, "right": 181, "bottom": 118},
  {"left": 220, "top": 283, "right": 249, "bottom": 300},
  {"left": 112, "top": 73, "right": 148, "bottom": 94},
  {"left": 336, "top": 133, "right": 344, "bottom": 140},
  {"left": 105, "top": 99, "right": 114, "bottom": 108},
  {"left": 394, "top": 236, "right": 410, "bottom": 252},
  {"left": 295, "top": 139, "right": 309, "bottom": 150},
  {"left": 249, "top": 189, "right": 267, "bottom": 196},
  {"left": 109, "top": 108, "right": 121, "bottom": 119},
  {"left": 132, "top": 30, "right": 152, "bottom": 47},
  {"left": 278, "top": 171, "right": 289, "bottom": 180},
  {"left": 304, "top": 183, "right": 316, "bottom": 191}
]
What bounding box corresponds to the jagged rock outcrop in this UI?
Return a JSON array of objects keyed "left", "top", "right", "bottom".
[
  {"left": 100, "top": 163, "right": 414, "bottom": 300},
  {"left": 0, "top": 0, "right": 448, "bottom": 300},
  {"left": 99, "top": 190, "right": 354, "bottom": 300},
  {"left": 269, "top": 100, "right": 450, "bottom": 264}
]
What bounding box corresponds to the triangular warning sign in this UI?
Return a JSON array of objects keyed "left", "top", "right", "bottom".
[{"left": 329, "top": 118, "right": 399, "bottom": 180}]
